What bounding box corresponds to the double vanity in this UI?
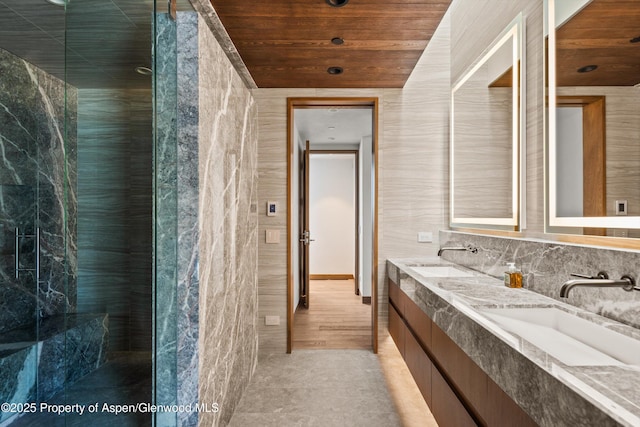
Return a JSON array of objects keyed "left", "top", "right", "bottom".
[{"left": 387, "top": 258, "right": 640, "bottom": 427}]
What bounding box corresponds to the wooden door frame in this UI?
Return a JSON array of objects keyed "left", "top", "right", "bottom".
[
  {"left": 557, "top": 96, "right": 606, "bottom": 235},
  {"left": 308, "top": 149, "right": 360, "bottom": 294},
  {"left": 287, "top": 97, "right": 379, "bottom": 354}
]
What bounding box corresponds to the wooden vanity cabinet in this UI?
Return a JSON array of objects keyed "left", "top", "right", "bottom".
[
  {"left": 388, "top": 278, "right": 537, "bottom": 427},
  {"left": 389, "top": 303, "right": 405, "bottom": 357}
]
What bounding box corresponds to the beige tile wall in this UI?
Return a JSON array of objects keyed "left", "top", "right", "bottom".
[{"left": 254, "top": 13, "right": 452, "bottom": 355}]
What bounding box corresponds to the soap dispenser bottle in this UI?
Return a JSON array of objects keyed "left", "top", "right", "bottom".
[{"left": 504, "top": 262, "right": 523, "bottom": 288}]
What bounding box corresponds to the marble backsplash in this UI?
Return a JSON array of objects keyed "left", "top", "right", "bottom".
[
  {"left": 0, "top": 47, "right": 77, "bottom": 334},
  {"left": 439, "top": 230, "right": 640, "bottom": 329}
]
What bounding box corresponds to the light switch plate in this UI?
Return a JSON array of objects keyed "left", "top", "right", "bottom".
[
  {"left": 266, "top": 229, "right": 280, "bottom": 244},
  {"left": 265, "top": 315, "right": 280, "bottom": 326}
]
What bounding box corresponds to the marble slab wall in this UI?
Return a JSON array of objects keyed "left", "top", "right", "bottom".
[
  {"left": 0, "top": 313, "right": 107, "bottom": 425},
  {"left": 196, "top": 11, "right": 259, "bottom": 427},
  {"left": 155, "top": 11, "right": 258, "bottom": 427},
  {"left": 154, "top": 13, "right": 180, "bottom": 426},
  {"left": 0, "top": 47, "right": 77, "bottom": 334},
  {"left": 439, "top": 230, "right": 640, "bottom": 329}
]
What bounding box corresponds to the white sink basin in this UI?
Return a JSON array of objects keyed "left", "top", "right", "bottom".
[
  {"left": 410, "top": 266, "right": 475, "bottom": 278},
  {"left": 478, "top": 307, "right": 640, "bottom": 366}
]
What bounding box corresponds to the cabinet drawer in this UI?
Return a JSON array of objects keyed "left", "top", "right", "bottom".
[
  {"left": 432, "top": 323, "right": 488, "bottom": 419},
  {"left": 432, "top": 366, "right": 478, "bottom": 427},
  {"left": 405, "top": 327, "right": 432, "bottom": 407},
  {"left": 389, "top": 303, "right": 405, "bottom": 357},
  {"left": 404, "top": 296, "right": 431, "bottom": 349},
  {"left": 388, "top": 279, "right": 404, "bottom": 315},
  {"left": 485, "top": 379, "right": 538, "bottom": 427}
]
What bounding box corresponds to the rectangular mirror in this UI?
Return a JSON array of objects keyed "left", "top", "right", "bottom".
[
  {"left": 546, "top": 0, "right": 640, "bottom": 237},
  {"left": 450, "top": 13, "right": 525, "bottom": 230}
]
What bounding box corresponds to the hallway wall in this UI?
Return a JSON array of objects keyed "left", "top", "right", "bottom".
[
  {"left": 254, "top": 11, "right": 452, "bottom": 354},
  {"left": 309, "top": 154, "right": 356, "bottom": 276}
]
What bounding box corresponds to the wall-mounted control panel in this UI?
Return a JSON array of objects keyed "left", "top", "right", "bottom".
[
  {"left": 615, "top": 200, "right": 628, "bottom": 216},
  {"left": 267, "top": 201, "right": 277, "bottom": 216}
]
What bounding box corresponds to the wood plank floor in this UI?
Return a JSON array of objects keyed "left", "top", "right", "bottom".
[{"left": 293, "top": 279, "right": 371, "bottom": 350}]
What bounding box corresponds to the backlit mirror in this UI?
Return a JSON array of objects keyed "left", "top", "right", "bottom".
[
  {"left": 546, "top": 0, "right": 640, "bottom": 237},
  {"left": 450, "top": 14, "right": 524, "bottom": 230}
]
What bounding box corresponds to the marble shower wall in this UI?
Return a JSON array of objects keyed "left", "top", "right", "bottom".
[
  {"left": 439, "top": 230, "right": 640, "bottom": 329},
  {"left": 0, "top": 47, "right": 77, "bottom": 334},
  {"left": 197, "top": 11, "right": 259, "bottom": 425},
  {"left": 155, "top": 12, "right": 258, "bottom": 427}
]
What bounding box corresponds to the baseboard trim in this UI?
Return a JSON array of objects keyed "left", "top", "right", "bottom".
[
  {"left": 309, "top": 274, "right": 355, "bottom": 281},
  {"left": 362, "top": 296, "right": 372, "bottom": 305}
]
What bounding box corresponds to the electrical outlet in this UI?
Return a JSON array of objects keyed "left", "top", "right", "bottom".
[{"left": 417, "top": 231, "right": 433, "bottom": 243}]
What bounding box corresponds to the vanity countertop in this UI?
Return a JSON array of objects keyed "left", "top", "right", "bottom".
[{"left": 387, "top": 257, "right": 640, "bottom": 427}]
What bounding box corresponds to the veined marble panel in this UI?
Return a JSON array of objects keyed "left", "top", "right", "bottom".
[
  {"left": 196, "top": 11, "right": 258, "bottom": 426},
  {"left": 153, "top": 13, "right": 179, "bottom": 425},
  {"left": 155, "top": 12, "right": 259, "bottom": 427},
  {"left": 440, "top": 230, "right": 640, "bottom": 329},
  {"left": 0, "top": 47, "right": 77, "bottom": 334}
]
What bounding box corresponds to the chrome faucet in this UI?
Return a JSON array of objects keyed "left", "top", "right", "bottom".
[
  {"left": 560, "top": 272, "right": 637, "bottom": 298},
  {"left": 437, "top": 245, "right": 478, "bottom": 257}
]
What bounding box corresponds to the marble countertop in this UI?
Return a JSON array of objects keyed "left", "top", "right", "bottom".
[{"left": 387, "top": 257, "right": 640, "bottom": 427}]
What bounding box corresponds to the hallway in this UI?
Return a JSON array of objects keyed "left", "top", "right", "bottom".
[
  {"left": 228, "top": 336, "right": 438, "bottom": 426},
  {"left": 230, "top": 280, "right": 437, "bottom": 426},
  {"left": 293, "top": 279, "right": 370, "bottom": 350}
]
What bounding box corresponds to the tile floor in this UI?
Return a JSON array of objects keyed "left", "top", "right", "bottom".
[{"left": 229, "top": 334, "right": 438, "bottom": 427}]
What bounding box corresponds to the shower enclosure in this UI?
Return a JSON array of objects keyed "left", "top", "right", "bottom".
[{"left": 0, "top": 0, "right": 175, "bottom": 425}]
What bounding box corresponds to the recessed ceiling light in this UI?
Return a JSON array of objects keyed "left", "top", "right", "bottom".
[
  {"left": 631, "top": 36, "right": 640, "bottom": 43},
  {"left": 328, "top": 108, "right": 339, "bottom": 113},
  {"left": 326, "top": 0, "right": 349, "bottom": 7},
  {"left": 327, "top": 66, "right": 343, "bottom": 75},
  {"left": 577, "top": 65, "right": 598, "bottom": 73},
  {"left": 135, "top": 66, "right": 152, "bottom": 76},
  {"left": 328, "top": 126, "right": 336, "bottom": 130},
  {"left": 45, "top": 0, "right": 66, "bottom": 5},
  {"left": 331, "top": 37, "right": 344, "bottom": 45}
]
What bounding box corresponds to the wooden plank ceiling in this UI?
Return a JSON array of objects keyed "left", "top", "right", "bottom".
[
  {"left": 556, "top": 0, "right": 640, "bottom": 87},
  {"left": 209, "top": 0, "right": 452, "bottom": 88}
]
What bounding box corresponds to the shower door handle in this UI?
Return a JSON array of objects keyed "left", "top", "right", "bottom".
[{"left": 14, "top": 227, "right": 41, "bottom": 281}]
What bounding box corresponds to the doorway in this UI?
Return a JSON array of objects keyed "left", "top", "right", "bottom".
[
  {"left": 556, "top": 96, "right": 606, "bottom": 235},
  {"left": 287, "top": 98, "right": 379, "bottom": 353}
]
